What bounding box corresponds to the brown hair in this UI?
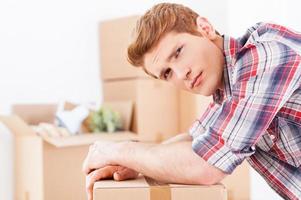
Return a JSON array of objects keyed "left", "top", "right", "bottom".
[{"left": 127, "top": 3, "right": 200, "bottom": 76}]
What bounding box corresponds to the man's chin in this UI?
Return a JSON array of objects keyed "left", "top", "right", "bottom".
[
  {"left": 185, "top": 89, "right": 209, "bottom": 96},
  {"left": 196, "top": 87, "right": 215, "bottom": 96}
]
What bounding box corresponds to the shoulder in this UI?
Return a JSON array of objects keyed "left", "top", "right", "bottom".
[
  {"left": 233, "top": 40, "right": 300, "bottom": 84},
  {"left": 237, "top": 22, "right": 300, "bottom": 49}
]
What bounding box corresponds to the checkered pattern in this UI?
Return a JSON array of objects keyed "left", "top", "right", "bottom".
[{"left": 189, "top": 23, "right": 301, "bottom": 199}]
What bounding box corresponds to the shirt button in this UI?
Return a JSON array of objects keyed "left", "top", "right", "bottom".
[{"left": 270, "top": 135, "right": 276, "bottom": 140}]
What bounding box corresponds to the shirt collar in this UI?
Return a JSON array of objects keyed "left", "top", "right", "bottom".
[{"left": 213, "top": 35, "right": 241, "bottom": 104}]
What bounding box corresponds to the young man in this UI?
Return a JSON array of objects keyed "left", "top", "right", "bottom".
[{"left": 83, "top": 3, "right": 301, "bottom": 200}]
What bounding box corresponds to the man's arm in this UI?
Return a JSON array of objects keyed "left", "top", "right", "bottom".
[
  {"left": 83, "top": 140, "right": 227, "bottom": 185},
  {"left": 116, "top": 141, "right": 226, "bottom": 184}
]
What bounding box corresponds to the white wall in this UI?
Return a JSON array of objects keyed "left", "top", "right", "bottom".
[{"left": 227, "top": 0, "right": 301, "bottom": 37}]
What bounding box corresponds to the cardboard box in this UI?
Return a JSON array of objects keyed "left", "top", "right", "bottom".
[
  {"left": 179, "top": 91, "right": 250, "bottom": 200},
  {"left": 100, "top": 15, "right": 147, "bottom": 80},
  {"left": 4, "top": 101, "right": 139, "bottom": 200},
  {"left": 12, "top": 101, "right": 134, "bottom": 134},
  {"left": 221, "top": 161, "right": 250, "bottom": 200},
  {"left": 12, "top": 102, "right": 92, "bottom": 134},
  {"left": 0, "top": 115, "right": 138, "bottom": 200},
  {"left": 103, "top": 78, "right": 180, "bottom": 142},
  {"left": 179, "top": 90, "right": 212, "bottom": 133},
  {"left": 94, "top": 175, "right": 227, "bottom": 200}
]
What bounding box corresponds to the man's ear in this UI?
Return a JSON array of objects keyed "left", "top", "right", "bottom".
[{"left": 196, "top": 16, "right": 218, "bottom": 40}]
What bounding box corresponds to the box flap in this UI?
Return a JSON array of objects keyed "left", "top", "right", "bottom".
[
  {"left": 0, "top": 115, "right": 36, "bottom": 137},
  {"left": 40, "top": 131, "right": 138, "bottom": 147},
  {"left": 12, "top": 104, "right": 57, "bottom": 125},
  {"left": 100, "top": 15, "right": 148, "bottom": 80}
]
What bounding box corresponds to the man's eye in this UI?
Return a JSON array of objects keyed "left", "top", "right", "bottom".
[
  {"left": 175, "top": 46, "right": 183, "bottom": 58},
  {"left": 163, "top": 68, "right": 172, "bottom": 80}
]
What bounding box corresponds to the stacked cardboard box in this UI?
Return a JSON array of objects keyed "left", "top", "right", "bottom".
[
  {"left": 179, "top": 91, "right": 250, "bottom": 200},
  {"left": 3, "top": 103, "right": 137, "bottom": 200},
  {"left": 100, "top": 16, "right": 180, "bottom": 142},
  {"left": 100, "top": 16, "right": 147, "bottom": 80},
  {"left": 179, "top": 90, "right": 212, "bottom": 132}
]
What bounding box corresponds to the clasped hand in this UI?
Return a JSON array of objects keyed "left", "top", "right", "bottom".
[{"left": 82, "top": 140, "right": 138, "bottom": 200}]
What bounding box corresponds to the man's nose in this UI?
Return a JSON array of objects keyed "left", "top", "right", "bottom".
[{"left": 174, "top": 67, "right": 191, "bottom": 80}]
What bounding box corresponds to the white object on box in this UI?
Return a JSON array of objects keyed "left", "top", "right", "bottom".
[{"left": 55, "top": 105, "right": 89, "bottom": 135}]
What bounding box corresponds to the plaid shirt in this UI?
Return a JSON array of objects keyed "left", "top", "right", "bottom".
[{"left": 189, "top": 23, "right": 301, "bottom": 199}]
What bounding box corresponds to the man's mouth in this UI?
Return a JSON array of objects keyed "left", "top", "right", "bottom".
[{"left": 190, "top": 72, "right": 203, "bottom": 89}]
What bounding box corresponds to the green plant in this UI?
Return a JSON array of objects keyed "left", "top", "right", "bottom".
[{"left": 88, "top": 106, "right": 122, "bottom": 133}]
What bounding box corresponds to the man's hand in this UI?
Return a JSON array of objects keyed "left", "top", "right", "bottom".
[
  {"left": 83, "top": 140, "right": 123, "bottom": 175},
  {"left": 85, "top": 165, "right": 138, "bottom": 200}
]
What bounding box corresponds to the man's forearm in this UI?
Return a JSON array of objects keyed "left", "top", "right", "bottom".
[{"left": 113, "top": 141, "right": 226, "bottom": 185}]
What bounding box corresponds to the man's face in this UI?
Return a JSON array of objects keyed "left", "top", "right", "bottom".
[{"left": 144, "top": 17, "right": 225, "bottom": 96}]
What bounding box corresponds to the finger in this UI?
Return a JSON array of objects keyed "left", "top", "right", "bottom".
[
  {"left": 113, "top": 168, "right": 139, "bottom": 181},
  {"left": 86, "top": 166, "right": 119, "bottom": 199},
  {"left": 86, "top": 175, "right": 93, "bottom": 200},
  {"left": 86, "top": 166, "right": 116, "bottom": 200},
  {"left": 112, "top": 166, "right": 126, "bottom": 181}
]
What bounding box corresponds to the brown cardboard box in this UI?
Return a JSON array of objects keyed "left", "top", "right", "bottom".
[
  {"left": 94, "top": 175, "right": 227, "bottom": 200},
  {"left": 103, "top": 78, "right": 180, "bottom": 142},
  {"left": 12, "top": 103, "right": 92, "bottom": 133},
  {"left": 100, "top": 15, "right": 147, "bottom": 80},
  {"left": 179, "top": 91, "right": 250, "bottom": 200},
  {"left": 12, "top": 101, "right": 134, "bottom": 134},
  {"left": 0, "top": 115, "right": 138, "bottom": 200},
  {"left": 3, "top": 101, "right": 138, "bottom": 200},
  {"left": 179, "top": 90, "right": 212, "bottom": 133},
  {"left": 222, "top": 162, "right": 250, "bottom": 200}
]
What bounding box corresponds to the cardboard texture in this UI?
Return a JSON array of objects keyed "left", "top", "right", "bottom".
[
  {"left": 179, "top": 91, "right": 250, "bottom": 200},
  {"left": 12, "top": 104, "right": 57, "bottom": 125},
  {"left": 221, "top": 161, "right": 250, "bottom": 200},
  {"left": 103, "top": 78, "right": 180, "bottom": 142},
  {"left": 100, "top": 15, "right": 147, "bottom": 80},
  {"left": 2, "top": 101, "right": 138, "bottom": 200},
  {"left": 94, "top": 176, "right": 227, "bottom": 200},
  {"left": 179, "top": 90, "right": 212, "bottom": 133}
]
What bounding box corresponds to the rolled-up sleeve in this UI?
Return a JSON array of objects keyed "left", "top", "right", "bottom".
[{"left": 190, "top": 41, "right": 301, "bottom": 174}]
